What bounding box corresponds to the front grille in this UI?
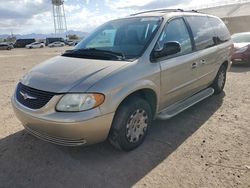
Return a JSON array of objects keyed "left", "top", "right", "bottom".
[{"left": 16, "top": 83, "right": 56, "bottom": 109}]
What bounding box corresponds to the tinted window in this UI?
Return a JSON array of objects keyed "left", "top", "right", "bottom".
[
  {"left": 186, "top": 16, "right": 215, "bottom": 50},
  {"left": 156, "top": 18, "right": 192, "bottom": 57},
  {"left": 208, "top": 17, "right": 231, "bottom": 44}
]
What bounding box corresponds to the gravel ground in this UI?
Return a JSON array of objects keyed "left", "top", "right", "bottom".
[{"left": 0, "top": 47, "right": 249, "bottom": 188}]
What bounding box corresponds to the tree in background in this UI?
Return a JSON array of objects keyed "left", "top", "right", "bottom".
[
  {"left": 67, "top": 34, "right": 79, "bottom": 40},
  {"left": 2, "top": 36, "right": 16, "bottom": 43}
]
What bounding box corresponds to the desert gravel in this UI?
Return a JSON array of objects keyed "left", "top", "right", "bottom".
[{"left": 0, "top": 47, "right": 249, "bottom": 188}]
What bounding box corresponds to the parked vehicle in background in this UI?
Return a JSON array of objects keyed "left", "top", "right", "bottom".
[
  {"left": 48, "top": 41, "right": 65, "bottom": 47},
  {"left": 0, "top": 43, "right": 13, "bottom": 50},
  {"left": 12, "top": 9, "right": 233, "bottom": 151},
  {"left": 14, "top": 39, "right": 36, "bottom": 48},
  {"left": 46, "top": 37, "right": 64, "bottom": 46},
  {"left": 73, "top": 40, "right": 80, "bottom": 46},
  {"left": 65, "top": 40, "right": 76, "bottom": 46},
  {"left": 231, "top": 32, "right": 250, "bottom": 65},
  {"left": 25, "top": 42, "right": 45, "bottom": 49},
  {"left": 8, "top": 42, "right": 14, "bottom": 46}
]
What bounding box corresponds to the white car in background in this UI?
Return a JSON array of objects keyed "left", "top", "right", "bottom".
[
  {"left": 48, "top": 41, "right": 65, "bottom": 48},
  {"left": 25, "top": 42, "right": 45, "bottom": 49}
]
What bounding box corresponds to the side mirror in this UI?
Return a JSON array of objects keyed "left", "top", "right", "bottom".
[{"left": 153, "top": 41, "right": 181, "bottom": 59}]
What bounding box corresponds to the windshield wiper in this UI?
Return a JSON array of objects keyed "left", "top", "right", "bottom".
[
  {"left": 83, "top": 48, "right": 126, "bottom": 60},
  {"left": 62, "top": 48, "right": 126, "bottom": 61}
]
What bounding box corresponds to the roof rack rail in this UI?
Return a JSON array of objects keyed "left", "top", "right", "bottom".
[
  {"left": 130, "top": 9, "right": 182, "bottom": 16},
  {"left": 130, "top": 9, "right": 201, "bottom": 16}
]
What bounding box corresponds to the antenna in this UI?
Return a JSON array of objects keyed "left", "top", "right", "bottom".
[{"left": 52, "top": 0, "right": 67, "bottom": 37}]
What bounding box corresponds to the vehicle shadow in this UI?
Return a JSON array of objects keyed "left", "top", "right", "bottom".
[
  {"left": 0, "top": 93, "right": 225, "bottom": 188},
  {"left": 230, "top": 64, "right": 250, "bottom": 73}
]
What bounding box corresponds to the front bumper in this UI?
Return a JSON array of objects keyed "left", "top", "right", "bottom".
[{"left": 11, "top": 95, "right": 115, "bottom": 146}]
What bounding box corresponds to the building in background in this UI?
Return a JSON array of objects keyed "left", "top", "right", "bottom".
[{"left": 195, "top": 0, "right": 250, "bottom": 34}]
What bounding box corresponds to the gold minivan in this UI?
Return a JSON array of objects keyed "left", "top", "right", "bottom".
[{"left": 12, "top": 9, "right": 233, "bottom": 151}]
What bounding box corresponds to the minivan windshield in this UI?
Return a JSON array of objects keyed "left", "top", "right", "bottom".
[
  {"left": 63, "top": 17, "right": 162, "bottom": 61},
  {"left": 232, "top": 33, "right": 250, "bottom": 43}
]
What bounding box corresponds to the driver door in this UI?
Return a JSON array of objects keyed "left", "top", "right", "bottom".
[{"left": 155, "top": 18, "right": 200, "bottom": 110}]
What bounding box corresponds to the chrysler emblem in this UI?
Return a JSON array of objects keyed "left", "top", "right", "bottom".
[{"left": 20, "top": 91, "right": 37, "bottom": 100}]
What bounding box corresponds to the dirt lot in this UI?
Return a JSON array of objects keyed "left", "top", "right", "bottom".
[{"left": 0, "top": 47, "right": 249, "bottom": 188}]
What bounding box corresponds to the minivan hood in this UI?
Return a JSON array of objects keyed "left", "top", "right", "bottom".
[{"left": 21, "top": 56, "right": 129, "bottom": 93}]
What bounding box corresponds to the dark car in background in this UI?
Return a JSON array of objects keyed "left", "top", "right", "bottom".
[
  {"left": 46, "top": 37, "right": 64, "bottom": 46},
  {"left": 0, "top": 43, "right": 14, "bottom": 50},
  {"left": 231, "top": 32, "right": 250, "bottom": 65},
  {"left": 14, "top": 39, "right": 36, "bottom": 48}
]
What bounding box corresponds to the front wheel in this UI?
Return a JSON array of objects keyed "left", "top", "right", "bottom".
[
  {"left": 212, "top": 64, "right": 227, "bottom": 94},
  {"left": 109, "top": 97, "right": 152, "bottom": 151}
]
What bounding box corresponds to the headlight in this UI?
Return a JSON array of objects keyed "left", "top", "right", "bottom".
[
  {"left": 235, "top": 46, "right": 248, "bottom": 53},
  {"left": 56, "top": 93, "right": 105, "bottom": 112}
]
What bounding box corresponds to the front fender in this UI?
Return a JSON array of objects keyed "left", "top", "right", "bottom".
[{"left": 97, "top": 79, "right": 160, "bottom": 115}]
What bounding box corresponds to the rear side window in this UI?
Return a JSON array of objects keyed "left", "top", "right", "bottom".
[
  {"left": 185, "top": 16, "right": 216, "bottom": 51},
  {"left": 208, "top": 17, "right": 231, "bottom": 44}
]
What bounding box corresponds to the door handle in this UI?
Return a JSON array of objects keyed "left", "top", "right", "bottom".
[
  {"left": 191, "top": 62, "right": 198, "bottom": 69},
  {"left": 200, "top": 59, "right": 206, "bottom": 65}
]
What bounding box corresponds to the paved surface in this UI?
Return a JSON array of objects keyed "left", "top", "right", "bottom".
[{"left": 0, "top": 47, "right": 249, "bottom": 188}]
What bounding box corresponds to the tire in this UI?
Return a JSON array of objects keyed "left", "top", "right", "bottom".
[
  {"left": 108, "top": 97, "right": 152, "bottom": 151},
  {"left": 212, "top": 64, "right": 227, "bottom": 94}
]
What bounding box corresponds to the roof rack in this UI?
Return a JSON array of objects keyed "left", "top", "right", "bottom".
[{"left": 130, "top": 9, "right": 201, "bottom": 16}]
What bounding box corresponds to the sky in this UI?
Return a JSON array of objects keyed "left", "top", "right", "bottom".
[{"left": 0, "top": 0, "right": 239, "bottom": 35}]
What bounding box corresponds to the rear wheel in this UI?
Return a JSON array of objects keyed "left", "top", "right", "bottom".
[
  {"left": 212, "top": 64, "right": 227, "bottom": 94},
  {"left": 109, "top": 97, "right": 152, "bottom": 151}
]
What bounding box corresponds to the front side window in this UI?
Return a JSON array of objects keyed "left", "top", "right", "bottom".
[
  {"left": 186, "top": 16, "right": 216, "bottom": 50},
  {"left": 73, "top": 17, "right": 162, "bottom": 60},
  {"left": 156, "top": 18, "right": 192, "bottom": 58}
]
